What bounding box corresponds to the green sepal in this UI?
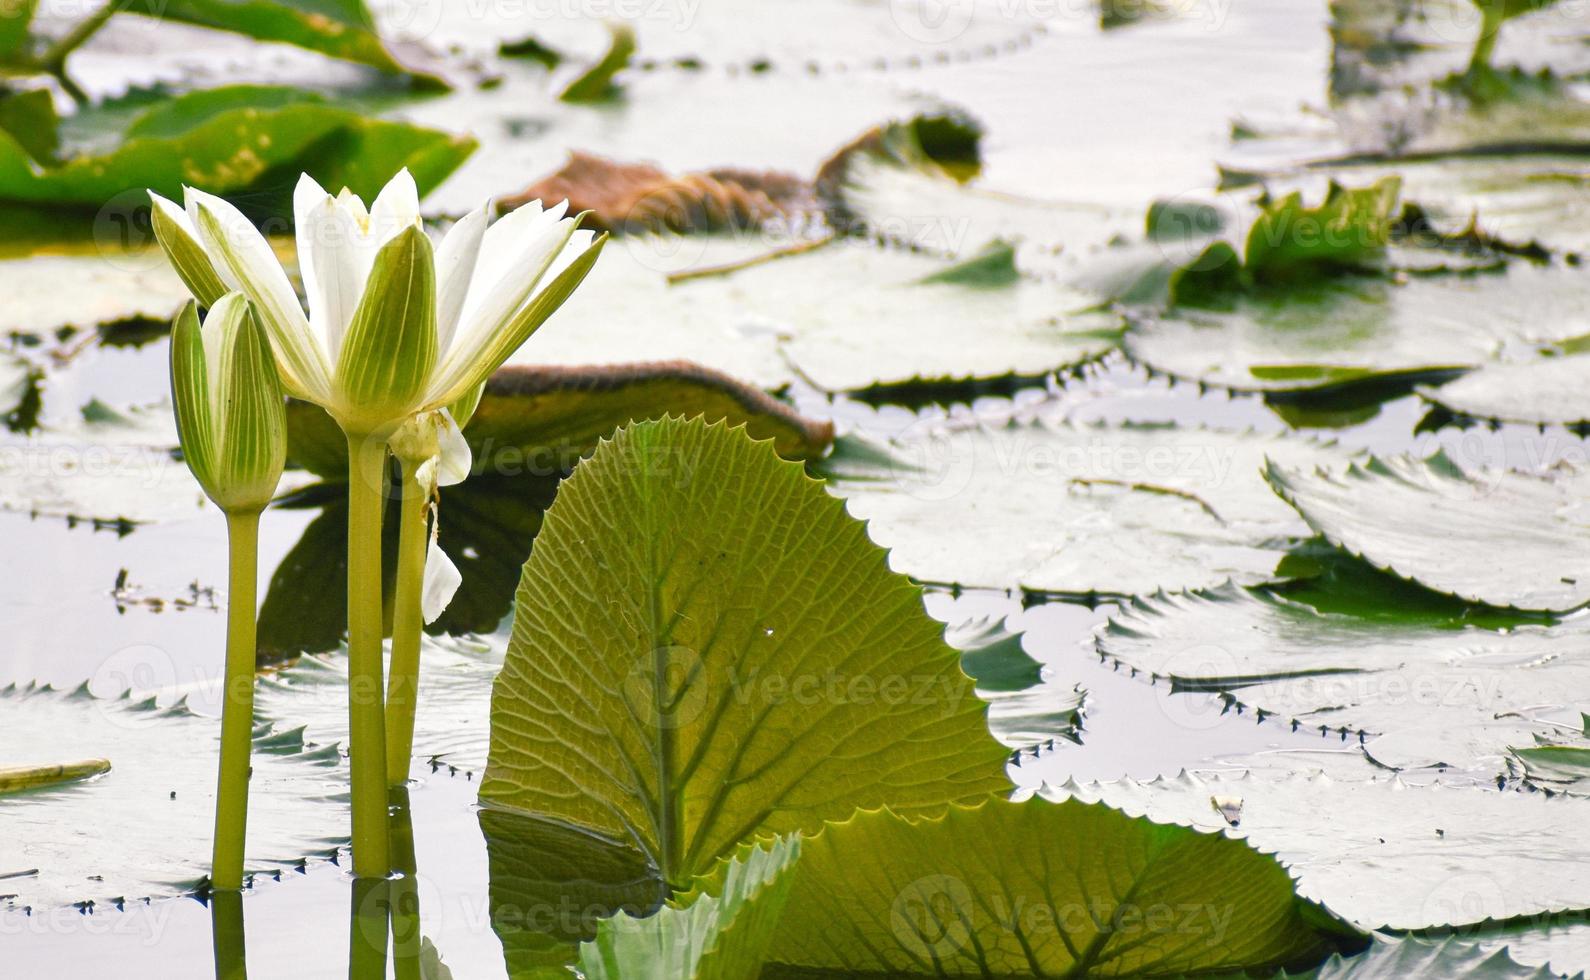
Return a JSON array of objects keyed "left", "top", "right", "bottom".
[
  {"left": 150, "top": 198, "right": 228, "bottom": 307},
  {"left": 169, "top": 300, "right": 218, "bottom": 496},
  {"left": 214, "top": 298, "right": 288, "bottom": 512},
  {"left": 333, "top": 224, "right": 439, "bottom": 433}
]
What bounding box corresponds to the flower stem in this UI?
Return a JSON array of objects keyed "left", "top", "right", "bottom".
[
  {"left": 1467, "top": 9, "right": 1503, "bottom": 76},
  {"left": 346, "top": 433, "right": 392, "bottom": 879},
  {"left": 212, "top": 509, "right": 260, "bottom": 893},
  {"left": 384, "top": 460, "right": 428, "bottom": 786}
]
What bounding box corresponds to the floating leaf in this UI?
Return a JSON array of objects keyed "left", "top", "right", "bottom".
[
  {"left": 819, "top": 419, "right": 1354, "bottom": 597},
  {"left": 0, "top": 681, "right": 344, "bottom": 909},
  {"left": 1240, "top": 178, "right": 1403, "bottom": 284},
  {"left": 1267, "top": 452, "right": 1590, "bottom": 611},
  {"left": 1420, "top": 352, "right": 1590, "bottom": 427},
  {"left": 1299, "top": 934, "right": 1562, "bottom": 979},
  {"left": 0, "top": 250, "right": 188, "bottom": 340},
  {"left": 1096, "top": 582, "right": 1587, "bottom": 774},
  {"left": 479, "top": 417, "right": 1012, "bottom": 883},
  {"left": 1050, "top": 771, "right": 1590, "bottom": 931},
  {"left": 501, "top": 152, "right": 815, "bottom": 235},
  {"left": 0, "top": 85, "right": 472, "bottom": 214},
  {"left": 114, "top": 0, "right": 446, "bottom": 85},
  {"left": 559, "top": 22, "right": 635, "bottom": 103},
  {"left": 1127, "top": 261, "right": 1589, "bottom": 393},
  {"left": 950, "top": 617, "right": 1083, "bottom": 751},
  {"left": 512, "top": 239, "right": 1121, "bottom": 396},
  {"left": 761, "top": 798, "right": 1347, "bottom": 976}
]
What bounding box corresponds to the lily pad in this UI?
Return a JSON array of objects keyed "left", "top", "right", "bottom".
[
  {"left": 0, "top": 681, "right": 344, "bottom": 909},
  {"left": 763, "top": 798, "right": 1349, "bottom": 977},
  {"left": 0, "top": 249, "right": 188, "bottom": 340},
  {"left": 478, "top": 417, "right": 1012, "bottom": 883},
  {"left": 1048, "top": 770, "right": 1590, "bottom": 931},
  {"left": 819, "top": 419, "right": 1355, "bottom": 597},
  {"left": 510, "top": 237, "right": 1122, "bottom": 396},
  {"left": 1420, "top": 352, "right": 1590, "bottom": 426},
  {"left": 1096, "top": 582, "right": 1590, "bottom": 774},
  {"left": 1126, "top": 261, "right": 1590, "bottom": 394},
  {"left": 0, "top": 84, "right": 472, "bottom": 215},
  {"left": 580, "top": 798, "right": 1350, "bottom": 978},
  {"left": 1300, "top": 934, "right": 1562, "bottom": 979},
  {"left": 1266, "top": 451, "right": 1590, "bottom": 611}
]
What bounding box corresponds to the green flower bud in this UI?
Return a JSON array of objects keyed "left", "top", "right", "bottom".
[{"left": 170, "top": 295, "right": 288, "bottom": 514}]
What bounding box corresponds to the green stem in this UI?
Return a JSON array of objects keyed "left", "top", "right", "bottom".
[
  {"left": 33, "top": 0, "right": 118, "bottom": 103},
  {"left": 210, "top": 888, "right": 247, "bottom": 980},
  {"left": 1468, "top": 9, "right": 1503, "bottom": 75},
  {"left": 346, "top": 433, "right": 392, "bottom": 879},
  {"left": 212, "top": 509, "right": 260, "bottom": 892},
  {"left": 384, "top": 460, "right": 428, "bottom": 786}
]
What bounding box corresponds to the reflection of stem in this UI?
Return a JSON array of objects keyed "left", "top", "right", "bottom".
[
  {"left": 346, "top": 433, "right": 392, "bottom": 879},
  {"left": 348, "top": 877, "right": 390, "bottom": 980},
  {"left": 385, "top": 461, "right": 428, "bottom": 787},
  {"left": 212, "top": 510, "right": 260, "bottom": 892},
  {"left": 389, "top": 787, "right": 422, "bottom": 980},
  {"left": 210, "top": 889, "right": 247, "bottom": 980}
]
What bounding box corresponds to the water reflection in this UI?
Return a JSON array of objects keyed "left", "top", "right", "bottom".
[{"left": 256, "top": 472, "right": 559, "bottom": 663}]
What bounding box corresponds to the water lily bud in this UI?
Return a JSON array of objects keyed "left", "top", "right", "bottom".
[{"left": 170, "top": 295, "right": 287, "bottom": 514}]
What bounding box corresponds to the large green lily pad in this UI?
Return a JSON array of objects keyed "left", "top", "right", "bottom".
[
  {"left": 0, "top": 681, "right": 344, "bottom": 909},
  {"left": 1267, "top": 452, "right": 1590, "bottom": 611},
  {"left": 1050, "top": 771, "right": 1590, "bottom": 931},
  {"left": 1125, "top": 262, "right": 1590, "bottom": 394},
  {"left": 1097, "top": 582, "right": 1590, "bottom": 774},
  {"left": 580, "top": 798, "right": 1350, "bottom": 978},
  {"left": 479, "top": 417, "right": 1012, "bottom": 884},
  {"left": 819, "top": 419, "right": 1355, "bottom": 597}
]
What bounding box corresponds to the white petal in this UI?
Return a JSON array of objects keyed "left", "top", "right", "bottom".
[
  {"left": 434, "top": 206, "right": 489, "bottom": 357},
  {"left": 293, "top": 173, "right": 329, "bottom": 235},
  {"left": 336, "top": 187, "right": 370, "bottom": 225},
  {"left": 420, "top": 536, "right": 462, "bottom": 624},
  {"left": 433, "top": 409, "right": 472, "bottom": 487},
  {"left": 541, "top": 228, "right": 598, "bottom": 290},
  {"left": 447, "top": 203, "right": 572, "bottom": 375},
  {"left": 369, "top": 168, "right": 421, "bottom": 248},
  {"left": 415, "top": 456, "right": 438, "bottom": 493},
  {"left": 299, "top": 196, "right": 365, "bottom": 365},
  {"left": 186, "top": 188, "right": 330, "bottom": 404}
]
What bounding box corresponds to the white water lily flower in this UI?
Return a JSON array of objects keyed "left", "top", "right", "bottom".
[{"left": 148, "top": 169, "right": 605, "bottom": 437}]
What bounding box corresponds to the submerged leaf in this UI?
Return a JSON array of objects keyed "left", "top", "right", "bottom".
[
  {"left": 0, "top": 681, "right": 344, "bottom": 909},
  {"left": 479, "top": 417, "right": 1012, "bottom": 883},
  {"left": 819, "top": 420, "right": 1354, "bottom": 597},
  {"left": 1267, "top": 452, "right": 1590, "bottom": 611}
]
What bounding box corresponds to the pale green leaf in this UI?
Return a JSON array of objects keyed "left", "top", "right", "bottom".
[
  {"left": 1266, "top": 452, "right": 1590, "bottom": 611},
  {"left": 819, "top": 420, "right": 1355, "bottom": 597},
  {"left": 479, "top": 417, "right": 1013, "bottom": 883},
  {"left": 1049, "top": 771, "right": 1590, "bottom": 931},
  {"left": 0, "top": 681, "right": 344, "bottom": 909},
  {"left": 1297, "top": 934, "right": 1564, "bottom": 979}
]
